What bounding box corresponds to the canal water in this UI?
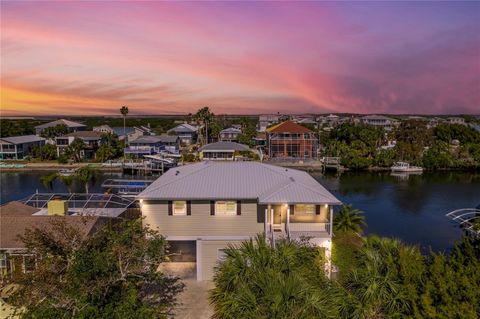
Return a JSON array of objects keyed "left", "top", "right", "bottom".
[{"left": 1, "top": 170, "right": 479, "bottom": 252}]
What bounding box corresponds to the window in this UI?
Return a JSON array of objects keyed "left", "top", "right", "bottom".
[
  {"left": 0, "top": 254, "right": 6, "bottom": 268},
  {"left": 295, "top": 204, "right": 315, "bottom": 214},
  {"left": 173, "top": 201, "right": 187, "bottom": 215},
  {"left": 215, "top": 201, "right": 236, "bottom": 215},
  {"left": 217, "top": 249, "right": 228, "bottom": 261}
]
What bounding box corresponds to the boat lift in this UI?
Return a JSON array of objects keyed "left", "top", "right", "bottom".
[
  {"left": 446, "top": 207, "right": 480, "bottom": 237},
  {"left": 101, "top": 179, "right": 154, "bottom": 197}
]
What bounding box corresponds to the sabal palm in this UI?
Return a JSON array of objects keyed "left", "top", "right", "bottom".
[
  {"left": 193, "top": 106, "right": 213, "bottom": 145},
  {"left": 120, "top": 105, "right": 129, "bottom": 150},
  {"left": 334, "top": 204, "right": 367, "bottom": 234},
  {"left": 210, "top": 234, "right": 339, "bottom": 319},
  {"left": 75, "top": 165, "right": 96, "bottom": 193},
  {"left": 339, "top": 236, "right": 418, "bottom": 319}
]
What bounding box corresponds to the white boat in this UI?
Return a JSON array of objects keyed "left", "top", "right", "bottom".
[
  {"left": 59, "top": 169, "right": 76, "bottom": 176},
  {"left": 391, "top": 161, "right": 423, "bottom": 173}
]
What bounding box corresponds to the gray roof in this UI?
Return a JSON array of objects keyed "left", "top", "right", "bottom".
[
  {"left": 35, "top": 119, "right": 86, "bottom": 129},
  {"left": 112, "top": 127, "right": 136, "bottom": 136},
  {"left": 63, "top": 131, "right": 103, "bottom": 140},
  {"left": 168, "top": 123, "right": 198, "bottom": 133},
  {"left": 137, "top": 162, "right": 341, "bottom": 205},
  {"left": 220, "top": 127, "right": 241, "bottom": 134},
  {"left": 0, "top": 135, "right": 45, "bottom": 145},
  {"left": 199, "top": 141, "right": 250, "bottom": 152},
  {"left": 130, "top": 134, "right": 178, "bottom": 144}
]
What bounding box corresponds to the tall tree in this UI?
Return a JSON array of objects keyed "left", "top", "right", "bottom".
[
  {"left": 193, "top": 106, "right": 213, "bottom": 145},
  {"left": 75, "top": 165, "right": 96, "bottom": 193},
  {"left": 120, "top": 105, "right": 129, "bottom": 159},
  {"left": 6, "top": 218, "right": 184, "bottom": 318}
]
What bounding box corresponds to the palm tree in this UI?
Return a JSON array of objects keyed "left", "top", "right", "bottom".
[
  {"left": 40, "top": 172, "right": 59, "bottom": 190},
  {"left": 59, "top": 175, "right": 74, "bottom": 193},
  {"left": 120, "top": 105, "right": 129, "bottom": 159},
  {"left": 193, "top": 106, "right": 213, "bottom": 145},
  {"left": 209, "top": 235, "right": 339, "bottom": 318},
  {"left": 334, "top": 204, "right": 367, "bottom": 234},
  {"left": 75, "top": 165, "right": 96, "bottom": 194}
]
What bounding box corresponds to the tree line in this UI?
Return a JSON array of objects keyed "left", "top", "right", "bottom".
[{"left": 321, "top": 120, "right": 480, "bottom": 170}]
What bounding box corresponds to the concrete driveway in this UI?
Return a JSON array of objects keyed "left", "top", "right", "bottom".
[{"left": 173, "top": 279, "right": 214, "bottom": 319}]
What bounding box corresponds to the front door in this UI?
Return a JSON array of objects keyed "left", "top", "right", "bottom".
[{"left": 273, "top": 206, "right": 282, "bottom": 225}]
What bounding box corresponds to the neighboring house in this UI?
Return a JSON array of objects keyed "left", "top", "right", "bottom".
[
  {"left": 0, "top": 135, "right": 46, "bottom": 160},
  {"left": 93, "top": 125, "right": 146, "bottom": 141},
  {"left": 56, "top": 131, "right": 103, "bottom": 159},
  {"left": 258, "top": 114, "right": 280, "bottom": 132},
  {"left": 126, "top": 134, "right": 180, "bottom": 156},
  {"left": 446, "top": 117, "right": 466, "bottom": 126},
  {"left": 137, "top": 161, "right": 341, "bottom": 281},
  {"left": 167, "top": 123, "right": 198, "bottom": 145},
  {"left": 35, "top": 119, "right": 86, "bottom": 135},
  {"left": 0, "top": 196, "right": 132, "bottom": 279},
  {"left": 199, "top": 141, "right": 251, "bottom": 161},
  {"left": 219, "top": 127, "right": 242, "bottom": 142},
  {"left": 360, "top": 115, "right": 400, "bottom": 131},
  {"left": 266, "top": 121, "right": 317, "bottom": 159}
]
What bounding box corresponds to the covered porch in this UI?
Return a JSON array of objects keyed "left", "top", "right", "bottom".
[{"left": 263, "top": 203, "right": 333, "bottom": 243}]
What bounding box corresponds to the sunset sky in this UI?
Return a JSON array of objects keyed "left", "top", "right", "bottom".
[{"left": 1, "top": 1, "right": 479, "bottom": 116}]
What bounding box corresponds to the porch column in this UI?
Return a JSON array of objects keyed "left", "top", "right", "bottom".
[
  {"left": 286, "top": 205, "right": 290, "bottom": 239},
  {"left": 329, "top": 206, "right": 333, "bottom": 237},
  {"left": 264, "top": 208, "right": 268, "bottom": 236}
]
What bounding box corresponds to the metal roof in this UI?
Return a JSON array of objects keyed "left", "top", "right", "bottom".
[
  {"left": 0, "top": 135, "right": 45, "bottom": 145},
  {"left": 199, "top": 141, "right": 250, "bottom": 152},
  {"left": 35, "top": 119, "right": 86, "bottom": 129},
  {"left": 266, "top": 120, "right": 313, "bottom": 133},
  {"left": 130, "top": 134, "right": 178, "bottom": 144},
  {"left": 220, "top": 127, "right": 242, "bottom": 134},
  {"left": 168, "top": 123, "right": 198, "bottom": 133},
  {"left": 137, "top": 162, "right": 341, "bottom": 205}
]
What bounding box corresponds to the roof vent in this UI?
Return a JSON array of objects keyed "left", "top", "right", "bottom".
[
  {"left": 175, "top": 170, "right": 180, "bottom": 176},
  {"left": 289, "top": 177, "right": 295, "bottom": 182}
]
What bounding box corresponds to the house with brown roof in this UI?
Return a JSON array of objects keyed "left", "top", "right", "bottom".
[
  {"left": 0, "top": 200, "right": 125, "bottom": 280},
  {"left": 55, "top": 131, "right": 104, "bottom": 159},
  {"left": 266, "top": 120, "right": 318, "bottom": 159}
]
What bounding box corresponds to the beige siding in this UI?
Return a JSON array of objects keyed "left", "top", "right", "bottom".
[
  {"left": 142, "top": 201, "right": 263, "bottom": 237},
  {"left": 200, "top": 240, "right": 243, "bottom": 281},
  {"left": 290, "top": 205, "right": 329, "bottom": 223}
]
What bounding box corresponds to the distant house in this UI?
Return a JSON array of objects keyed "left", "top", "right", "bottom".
[
  {"left": 137, "top": 161, "right": 342, "bottom": 280},
  {"left": 167, "top": 123, "right": 198, "bottom": 145},
  {"left": 258, "top": 114, "right": 280, "bottom": 132},
  {"left": 219, "top": 127, "right": 242, "bottom": 142},
  {"left": 126, "top": 134, "right": 180, "bottom": 156},
  {"left": 0, "top": 135, "right": 46, "bottom": 160},
  {"left": 446, "top": 117, "right": 466, "bottom": 126},
  {"left": 56, "top": 131, "right": 103, "bottom": 159},
  {"left": 199, "top": 141, "right": 251, "bottom": 161},
  {"left": 93, "top": 125, "right": 147, "bottom": 141},
  {"left": 360, "top": 115, "right": 400, "bottom": 131},
  {"left": 266, "top": 121, "right": 317, "bottom": 159},
  {"left": 35, "top": 119, "right": 86, "bottom": 135}
]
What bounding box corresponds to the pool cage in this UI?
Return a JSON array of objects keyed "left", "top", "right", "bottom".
[{"left": 20, "top": 193, "right": 135, "bottom": 210}]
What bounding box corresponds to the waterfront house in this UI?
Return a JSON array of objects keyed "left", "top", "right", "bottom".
[
  {"left": 199, "top": 141, "right": 251, "bottom": 161},
  {"left": 125, "top": 134, "right": 180, "bottom": 156},
  {"left": 266, "top": 120, "right": 318, "bottom": 159},
  {"left": 35, "top": 119, "right": 86, "bottom": 136},
  {"left": 167, "top": 123, "right": 198, "bottom": 145},
  {"left": 258, "top": 114, "right": 280, "bottom": 132},
  {"left": 56, "top": 131, "right": 103, "bottom": 159},
  {"left": 0, "top": 135, "right": 45, "bottom": 160},
  {"left": 446, "top": 117, "right": 466, "bottom": 126},
  {"left": 359, "top": 115, "right": 400, "bottom": 131},
  {"left": 219, "top": 127, "right": 242, "bottom": 142},
  {"left": 93, "top": 125, "right": 148, "bottom": 141},
  {"left": 137, "top": 161, "right": 341, "bottom": 280}
]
